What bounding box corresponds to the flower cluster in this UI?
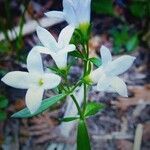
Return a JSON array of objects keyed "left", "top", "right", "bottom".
[
  {"left": 1, "top": 1, "right": 136, "bottom": 149},
  {"left": 1, "top": 0, "right": 135, "bottom": 114}
]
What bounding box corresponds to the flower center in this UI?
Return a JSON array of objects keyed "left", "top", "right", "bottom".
[{"left": 38, "top": 78, "right": 44, "bottom": 86}]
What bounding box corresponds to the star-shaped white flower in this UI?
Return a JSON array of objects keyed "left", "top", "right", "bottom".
[
  {"left": 1, "top": 50, "right": 61, "bottom": 114},
  {"left": 90, "top": 46, "right": 136, "bottom": 97},
  {"left": 35, "top": 25, "right": 75, "bottom": 69},
  {"left": 45, "top": 0, "right": 91, "bottom": 27}
]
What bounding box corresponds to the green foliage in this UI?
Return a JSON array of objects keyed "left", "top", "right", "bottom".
[
  {"left": 92, "top": 0, "right": 149, "bottom": 18},
  {"left": 129, "top": 0, "right": 149, "bottom": 18},
  {"left": 0, "top": 41, "right": 10, "bottom": 53},
  {"left": 111, "top": 26, "right": 139, "bottom": 54},
  {"left": 0, "top": 96, "right": 8, "bottom": 109},
  {"left": 71, "top": 23, "right": 91, "bottom": 46},
  {"left": 0, "top": 95, "right": 8, "bottom": 121},
  {"left": 89, "top": 57, "right": 102, "bottom": 67},
  {"left": 12, "top": 94, "right": 66, "bottom": 118},
  {"left": 86, "top": 61, "right": 92, "bottom": 75},
  {"left": 49, "top": 66, "right": 70, "bottom": 79},
  {"left": 61, "top": 116, "right": 79, "bottom": 122},
  {"left": 126, "top": 35, "right": 139, "bottom": 52},
  {"left": 92, "top": 0, "right": 114, "bottom": 15},
  {"left": 69, "top": 50, "right": 84, "bottom": 59},
  {"left": 0, "top": 0, "right": 29, "bottom": 59},
  {"left": 77, "top": 120, "right": 91, "bottom": 150},
  {"left": 0, "top": 111, "right": 7, "bottom": 121},
  {"left": 71, "top": 29, "right": 84, "bottom": 45},
  {"left": 84, "top": 102, "right": 105, "bottom": 117}
]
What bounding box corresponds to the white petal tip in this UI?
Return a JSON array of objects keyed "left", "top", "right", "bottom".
[
  {"left": 126, "top": 55, "right": 136, "bottom": 61},
  {"left": 132, "top": 56, "right": 136, "bottom": 61},
  {"left": 121, "top": 94, "right": 128, "bottom": 97},
  {"left": 119, "top": 90, "right": 128, "bottom": 97},
  {"left": 44, "top": 12, "right": 48, "bottom": 15},
  {"left": 1, "top": 77, "right": 5, "bottom": 83},
  {"left": 44, "top": 12, "right": 50, "bottom": 17},
  {"left": 1, "top": 76, "right": 8, "bottom": 85}
]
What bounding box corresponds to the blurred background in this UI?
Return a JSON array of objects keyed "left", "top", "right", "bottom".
[{"left": 0, "top": 0, "right": 149, "bottom": 149}]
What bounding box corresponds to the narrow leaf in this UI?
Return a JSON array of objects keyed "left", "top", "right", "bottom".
[
  {"left": 126, "top": 35, "right": 138, "bottom": 52},
  {"left": 61, "top": 116, "right": 79, "bottom": 122},
  {"left": 11, "top": 94, "right": 66, "bottom": 118},
  {"left": 89, "top": 57, "right": 102, "bottom": 67},
  {"left": 84, "top": 102, "right": 105, "bottom": 117},
  {"left": 77, "top": 120, "right": 91, "bottom": 150}
]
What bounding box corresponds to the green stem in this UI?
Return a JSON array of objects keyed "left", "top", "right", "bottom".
[
  {"left": 70, "top": 94, "right": 83, "bottom": 119},
  {"left": 86, "top": 41, "right": 89, "bottom": 59},
  {"left": 82, "top": 41, "right": 90, "bottom": 114},
  {"left": 70, "top": 80, "right": 82, "bottom": 92},
  {"left": 83, "top": 83, "right": 87, "bottom": 113}
]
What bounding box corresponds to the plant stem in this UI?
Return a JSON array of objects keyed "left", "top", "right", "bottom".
[
  {"left": 82, "top": 41, "right": 90, "bottom": 114},
  {"left": 70, "top": 94, "right": 83, "bottom": 119},
  {"left": 83, "top": 83, "right": 87, "bottom": 113},
  {"left": 70, "top": 80, "right": 82, "bottom": 92}
]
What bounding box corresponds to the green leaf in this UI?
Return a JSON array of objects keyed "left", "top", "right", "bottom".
[
  {"left": 49, "top": 66, "right": 69, "bottom": 78},
  {"left": 60, "top": 116, "right": 79, "bottom": 122},
  {"left": 69, "top": 50, "right": 84, "bottom": 59},
  {"left": 126, "top": 35, "right": 138, "bottom": 52},
  {"left": 84, "top": 102, "right": 105, "bottom": 117},
  {"left": 11, "top": 94, "right": 66, "bottom": 118},
  {"left": 92, "top": 0, "right": 114, "bottom": 15},
  {"left": 0, "top": 111, "right": 7, "bottom": 121},
  {"left": 89, "top": 57, "right": 102, "bottom": 67},
  {"left": 129, "top": 1, "right": 149, "bottom": 18},
  {"left": 77, "top": 120, "right": 91, "bottom": 150},
  {"left": 0, "top": 96, "right": 8, "bottom": 109},
  {"left": 0, "top": 41, "right": 9, "bottom": 53},
  {"left": 70, "top": 28, "right": 84, "bottom": 45}
]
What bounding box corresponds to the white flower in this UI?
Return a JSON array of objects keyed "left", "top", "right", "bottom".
[
  {"left": 1, "top": 50, "right": 61, "bottom": 114},
  {"left": 45, "top": 0, "right": 91, "bottom": 27},
  {"left": 35, "top": 25, "right": 75, "bottom": 69},
  {"left": 90, "top": 46, "right": 136, "bottom": 97}
]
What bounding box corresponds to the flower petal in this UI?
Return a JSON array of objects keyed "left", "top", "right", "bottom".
[
  {"left": 52, "top": 53, "right": 68, "bottom": 69},
  {"left": 36, "top": 26, "right": 57, "bottom": 50},
  {"left": 25, "top": 87, "right": 44, "bottom": 114},
  {"left": 110, "top": 77, "right": 128, "bottom": 97},
  {"left": 105, "top": 55, "right": 136, "bottom": 76},
  {"left": 96, "top": 75, "right": 111, "bottom": 91},
  {"left": 58, "top": 25, "right": 75, "bottom": 47},
  {"left": 76, "top": 0, "right": 91, "bottom": 24},
  {"left": 43, "top": 73, "right": 61, "bottom": 89},
  {"left": 90, "top": 67, "right": 105, "bottom": 83},
  {"left": 27, "top": 49, "right": 43, "bottom": 73},
  {"left": 100, "top": 45, "right": 112, "bottom": 65},
  {"left": 63, "top": 0, "right": 77, "bottom": 26},
  {"left": 1, "top": 71, "right": 30, "bottom": 89},
  {"left": 31, "top": 46, "right": 55, "bottom": 56},
  {"left": 59, "top": 44, "right": 76, "bottom": 54},
  {"left": 45, "top": 11, "right": 65, "bottom": 21}
]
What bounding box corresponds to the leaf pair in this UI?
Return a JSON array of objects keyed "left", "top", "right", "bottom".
[{"left": 61, "top": 102, "right": 105, "bottom": 122}]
